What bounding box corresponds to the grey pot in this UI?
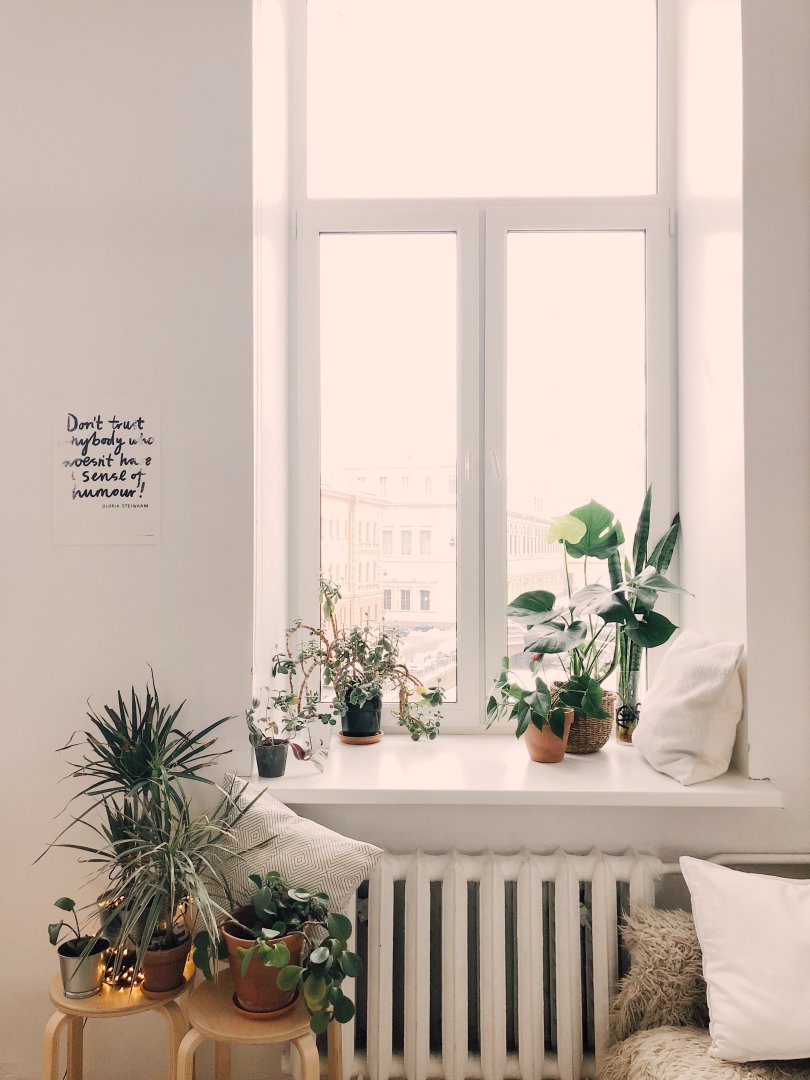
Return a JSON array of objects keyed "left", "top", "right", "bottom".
[{"left": 58, "top": 938, "right": 109, "bottom": 999}]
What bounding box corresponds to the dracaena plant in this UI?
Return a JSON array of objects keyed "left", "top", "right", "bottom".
[
  {"left": 505, "top": 493, "right": 685, "bottom": 720},
  {"left": 204, "top": 870, "right": 361, "bottom": 1033}
]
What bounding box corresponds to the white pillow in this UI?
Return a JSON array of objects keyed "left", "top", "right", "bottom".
[
  {"left": 680, "top": 857, "right": 810, "bottom": 1062},
  {"left": 633, "top": 630, "right": 743, "bottom": 785},
  {"left": 221, "top": 774, "right": 382, "bottom": 913}
]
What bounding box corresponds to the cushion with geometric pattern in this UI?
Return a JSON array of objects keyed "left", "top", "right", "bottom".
[{"left": 221, "top": 773, "right": 382, "bottom": 914}]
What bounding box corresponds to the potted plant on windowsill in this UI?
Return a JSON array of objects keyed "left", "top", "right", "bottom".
[
  {"left": 506, "top": 494, "right": 686, "bottom": 752},
  {"left": 270, "top": 578, "right": 445, "bottom": 745},
  {"left": 201, "top": 869, "right": 361, "bottom": 1032},
  {"left": 486, "top": 659, "right": 574, "bottom": 762},
  {"left": 48, "top": 897, "right": 109, "bottom": 999}
]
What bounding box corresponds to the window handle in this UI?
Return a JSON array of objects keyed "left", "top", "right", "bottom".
[{"left": 490, "top": 450, "right": 502, "bottom": 479}]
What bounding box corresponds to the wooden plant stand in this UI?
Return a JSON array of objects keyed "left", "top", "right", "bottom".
[
  {"left": 177, "top": 972, "right": 342, "bottom": 1080},
  {"left": 42, "top": 972, "right": 188, "bottom": 1080}
]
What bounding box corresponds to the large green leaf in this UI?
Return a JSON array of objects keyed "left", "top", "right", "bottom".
[
  {"left": 648, "top": 515, "right": 681, "bottom": 573},
  {"left": 624, "top": 611, "right": 678, "bottom": 648},
  {"left": 327, "top": 912, "right": 353, "bottom": 942},
  {"left": 626, "top": 567, "right": 690, "bottom": 595},
  {"left": 547, "top": 514, "right": 587, "bottom": 544},
  {"left": 523, "top": 620, "right": 588, "bottom": 655},
  {"left": 569, "top": 585, "right": 637, "bottom": 626},
  {"left": 632, "top": 486, "right": 652, "bottom": 576},
  {"left": 506, "top": 591, "right": 558, "bottom": 623},
  {"left": 564, "top": 501, "right": 625, "bottom": 560}
]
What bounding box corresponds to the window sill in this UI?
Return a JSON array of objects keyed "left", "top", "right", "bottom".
[{"left": 242, "top": 734, "right": 782, "bottom": 808}]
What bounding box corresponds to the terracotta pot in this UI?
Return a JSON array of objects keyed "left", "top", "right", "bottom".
[
  {"left": 141, "top": 937, "right": 191, "bottom": 993},
  {"left": 223, "top": 907, "right": 308, "bottom": 1015},
  {"left": 523, "top": 708, "right": 574, "bottom": 763}
]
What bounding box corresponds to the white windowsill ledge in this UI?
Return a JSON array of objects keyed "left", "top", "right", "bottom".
[{"left": 241, "top": 735, "right": 782, "bottom": 808}]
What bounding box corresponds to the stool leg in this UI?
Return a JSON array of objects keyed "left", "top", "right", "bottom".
[
  {"left": 157, "top": 1000, "right": 188, "bottom": 1080},
  {"left": 214, "top": 1041, "right": 231, "bottom": 1080},
  {"left": 177, "top": 1029, "right": 206, "bottom": 1080},
  {"left": 292, "top": 1032, "right": 320, "bottom": 1080},
  {"left": 66, "top": 1017, "right": 84, "bottom": 1080},
  {"left": 327, "top": 1020, "right": 344, "bottom": 1080},
  {"left": 42, "top": 1012, "right": 70, "bottom": 1080}
]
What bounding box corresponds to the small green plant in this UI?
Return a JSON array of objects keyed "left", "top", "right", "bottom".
[
  {"left": 201, "top": 870, "right": 361, "bottom": 1033},
  {"left": 486, "top": 659, "right": 569, "bottom": 738},
  {"left": 48, "top": 897, "right": 100, "bottom": 957}
]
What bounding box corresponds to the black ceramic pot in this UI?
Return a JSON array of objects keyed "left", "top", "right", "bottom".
[
  {"left": 254, "top": 740, "right": 289, "bottom": 778},
  {"left": 341, "top": 694, "right": 382, "bottom": 738}
]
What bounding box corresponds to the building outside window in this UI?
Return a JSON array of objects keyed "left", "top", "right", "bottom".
[
  {"left": 420, "top": 589, "right": 430, "bottom": 611},
  {"left": 400, "top": 589, "right": 411, "bottom": 611},
  {"left": 420, "top": 529, "right": 431, "bottom": 555},
  {"left": 382, "top": 529, "right": 392, "bottom": 555},
  {"left": 384, "top": 588, "right": 392, "bottom": 610},
  {"left": 401, "top": 529, "right": 412, "bottom": 555}
]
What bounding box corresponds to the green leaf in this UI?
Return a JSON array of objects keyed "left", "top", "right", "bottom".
[
  {"left": 48, "top": 921, "right": 63, "bottom": 945},
  {"left": 333, "top": 994, "right": 356, "bottom": 1023},
  {"left": 524, "top": 620, "right": 588, "bottom": 655},
  {"left": 309, "top": 1008, "right": 331, "bottom": 1034},
  {"left": 277, "top": 964, "right": 303, "bottom": 991},
  {"left": 310, "top": 946, "right": 330, "bottom": 965},
  {"left": 569, "top": 585, "right": 636, "bottom": 626},
  {"left": 547, "top": 514, "right": 587, "bottom": 545},
  {"left": 515, "top": 713, "right": 530, "bottom": 739},
  {"left": 627, "top": 568, "right": 690, "bottom": 595},
  {"left": 649, "top": 515, "right": 680, "bottom": 573},
  {"left": 303, "top": 974, "right": 328, "bottom": 1008},
  {"left": 564, "top": 501, "right": 625, "bottom": 560},
  {"left": 54, "top": 897, "right": 75, "bottom": 912},
  {"left": 506, "top": 591, "right": 557, "bottom": 622},
  {"left": 327, "top": 912, "right": 352, "bottom": 942},
  {"left": 624, "top": 611, "right": 678, "bottom": 648},
  {"left": 632, "top": 486, "right": 652, "bottom": 576},
  {"left": 265, "top": 941, "right": 291, "bottom": 969},
  {"left": 237, "top": 945, "right": 255, "bottom": 978},
  {"left": 547, "top": 706, "right": 568, "bottom": 740},
  {"left": 339, "top": 950, "right": 362, "bottom": 978}
]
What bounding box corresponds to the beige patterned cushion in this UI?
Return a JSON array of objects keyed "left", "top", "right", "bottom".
[
  {"left": 610, "top": 906, "right": 709, "bottom": 1043},
  {"left": 221, "top": 774, "right": 382, "bottom": 913}
]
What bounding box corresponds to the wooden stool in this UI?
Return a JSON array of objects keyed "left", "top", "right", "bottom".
[
  {"left": 42, "top": 972, "right": 189, "bottom": 1080},
  {"left": 177, "top": 972, "right": 341, "bottom": 1080}
]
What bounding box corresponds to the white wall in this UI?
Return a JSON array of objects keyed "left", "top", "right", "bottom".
[
  {"left": 0, "top": 2, "right": 808, "bottom": 1078},
  {"left": 0, "top": 3, "right": 254, "bottom": 1077}
]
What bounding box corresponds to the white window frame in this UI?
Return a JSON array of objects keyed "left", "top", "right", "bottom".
[{"left": 288, "top": 0, "right": 677, "bottom": 733}]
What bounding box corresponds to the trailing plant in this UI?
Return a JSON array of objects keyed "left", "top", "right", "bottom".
[
  {"left": 202, "top": 870, "right": 361, "bottom": 1033},
  {"left": 486, "top": 658, "right": 569, "bottom": 738},
  {"left": 270, "top": 578, "right": 445, "bottom": 742}
]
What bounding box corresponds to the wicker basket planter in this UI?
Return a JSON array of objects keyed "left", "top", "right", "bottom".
[{"left": 565, "top": 689, "right": 617, "bottom": 754}]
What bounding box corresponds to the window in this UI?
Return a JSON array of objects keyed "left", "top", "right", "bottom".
[{"left": 294, "top": 1, "right": 675, "bottom": 730}]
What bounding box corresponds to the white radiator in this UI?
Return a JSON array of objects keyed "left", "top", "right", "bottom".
[{"left": 334, "top": 849, "right": 662, "bottom": 1080}]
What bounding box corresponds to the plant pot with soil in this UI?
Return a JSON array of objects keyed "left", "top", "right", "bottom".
[
  {"left": 211, "top": 870, "right": 361, "bottom": 1033},
  {"left": 253, "top": 738, "right": 289, "bottom": 778},
  {"left": 340, "top": 690, "right": 382, "bottom": 740},
  {"left": 49, "top": 896, "right": 109, "bottom": 999},
  {"left": 487, "top": 661, "right": 574, "bottom": 764},
  {"left": 141, "top": 928, "right": 191, "bottom": 993}
]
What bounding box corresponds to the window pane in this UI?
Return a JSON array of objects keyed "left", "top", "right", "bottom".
[
  {"left": 320, "top": 233, "right": 458, "bottom": 700},
  {"left": 505, "top": 231, "right": 647, "bottom": 665},
  {"left": 308, "top": 0, "right": 657, "bottom": 197}
]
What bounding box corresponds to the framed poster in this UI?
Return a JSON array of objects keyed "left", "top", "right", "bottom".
[{"left": 53, "top": 398, "right": 160, "bottom": 545}]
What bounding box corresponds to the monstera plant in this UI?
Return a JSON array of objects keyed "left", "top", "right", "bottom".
[{"left": 504, "top": 491, "right": 686, "bottom": 739}]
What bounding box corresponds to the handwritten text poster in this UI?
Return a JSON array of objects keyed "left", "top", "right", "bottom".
[{"left": 53, "top": 398, "right": 160, "bottom": 545}]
